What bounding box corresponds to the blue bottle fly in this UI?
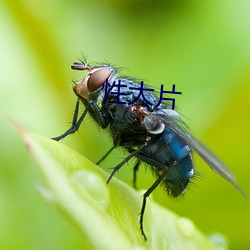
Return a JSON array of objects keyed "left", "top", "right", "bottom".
[{"left": 52, "top": 60, "right": 246, "bottom": 240}]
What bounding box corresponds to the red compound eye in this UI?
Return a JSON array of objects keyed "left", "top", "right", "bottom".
[{"left": 87, "top": 68, "right": 111, "bottom": 92}]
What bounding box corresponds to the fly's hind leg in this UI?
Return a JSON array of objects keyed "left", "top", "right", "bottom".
[{"left": 140, "top": 172, "right": 166, "bottom": 240}]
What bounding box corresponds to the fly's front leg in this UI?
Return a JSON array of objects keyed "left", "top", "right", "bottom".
[
  {"left": 52, "top": 99, "right": 88, "bottom": 141},
  {"left": 52, "top": 99, "right": 108, "bottom": 141},
  {"left": 88, "top": 100, "right": 107, "bottom": 129}
]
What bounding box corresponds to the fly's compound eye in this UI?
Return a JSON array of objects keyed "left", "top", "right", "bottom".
[{"left": 87, "top": 68, "right": 111, "bottom": 92}]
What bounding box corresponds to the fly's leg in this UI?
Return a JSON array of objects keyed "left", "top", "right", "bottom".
[
  {"left": 96, "top": 146, "right": 116, "bottom": 165},
  {"left": 133, "top": 160, "right": 141, "bottom": 189},
  {"left": 88, "top": 100, "right": 107, "bottom": 129},
  {"left": 140, "top": 172, "right": 166, "bottom": 240},
  {"left": 52, "top": 99, "right": 88, "bottom": 141},
  {"left": 107, "top": 143, "right": 146, "bottom": 184},
  {"left": 52, "top": 99, "right": 108, "bottom": 141},
  {"left": 102, "top": 148, "right": 141, "bottom": 188}
]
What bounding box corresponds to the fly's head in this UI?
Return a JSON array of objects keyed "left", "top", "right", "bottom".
[{"left": 72, "top": 61, "right": 115, "bottom": 102}]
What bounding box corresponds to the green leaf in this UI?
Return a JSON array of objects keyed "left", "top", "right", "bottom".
[{"left": 19, "top": 128, "right": 227, "bottom": 250}]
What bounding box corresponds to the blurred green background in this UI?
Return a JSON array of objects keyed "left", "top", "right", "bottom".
[{"left": 1, "top": 0, "right": 250, "bottom": 249}]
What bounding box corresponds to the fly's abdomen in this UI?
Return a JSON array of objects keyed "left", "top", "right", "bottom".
[
  {"left": 138, "top": 128, "right": 194, "bottom": 197},
  {"left": 164, "top": 153, "right": 193, "bottom": 197},
  {"left": 163, "top": 129, "right": 194, "bottom": 197}
]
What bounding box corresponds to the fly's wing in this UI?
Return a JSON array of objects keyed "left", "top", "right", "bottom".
[
  {"left": 152, "top": 109, "right": 247, "bottom": 198},
  {"left": 182, "top": 132, "right": 248, "bottom": 197}
]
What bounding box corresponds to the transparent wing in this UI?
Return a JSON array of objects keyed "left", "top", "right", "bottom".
[{"left": 151, "top": 109, "right": 247, "bottom": 198}]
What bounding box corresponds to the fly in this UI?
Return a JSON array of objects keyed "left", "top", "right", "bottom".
[{"left": 52, "top": 60, "right": 247, "bottom": 240}]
